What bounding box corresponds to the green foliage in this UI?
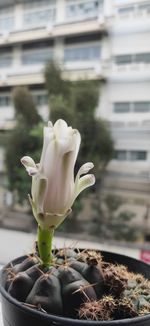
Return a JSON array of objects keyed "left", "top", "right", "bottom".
[
  {"left": 5, "top": 87, "right": 43, "bottom": 203},
  {"left": 12, "top": 86, "right": 41, "bottom": 126},
  {"left": 44, "top": 61, "right": 71, "bottom": 99},
  {"left": 49, "top": 95, "right": 74, "bottom": 125},
  {"left": 91, "top": 194, "right": 140, "bottom": 241}
]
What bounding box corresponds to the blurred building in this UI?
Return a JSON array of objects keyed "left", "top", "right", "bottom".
[
  {"left": 98, "top": 0, "right": 150, "bottom": 237},
  {"left": 0, "top": 0, "right": 150, "bottom": 235},
  {"left": 0, "top": 0, "right": 108, "bottom": 207}
]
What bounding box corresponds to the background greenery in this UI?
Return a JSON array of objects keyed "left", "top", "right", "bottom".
[{"left": 5, "top": 61, "right": 140, "bottom": 241}]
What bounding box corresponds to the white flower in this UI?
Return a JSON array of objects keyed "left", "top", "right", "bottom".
[{"left": 21, "top": 119, "right": 95, "bottom": 229}]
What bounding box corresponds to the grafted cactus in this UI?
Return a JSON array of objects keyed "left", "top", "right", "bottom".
[
  {"left": 2, "top": 119, "right": 150, "bottom": 322},
  {"left": 4, "top": 249, "right": 150, "bottom": 320},
  {"left": 5, "top": 249, "right": 104, "bottom": 318}
]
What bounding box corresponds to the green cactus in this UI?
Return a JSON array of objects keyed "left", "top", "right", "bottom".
[{"left": 3, "top": 248, "right": 150, "bottom": 320}]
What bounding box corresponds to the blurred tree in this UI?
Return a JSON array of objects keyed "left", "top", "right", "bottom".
[
  {"left": 90, "top": 194, "right": 140, "bottom": 241},
  {"left": 44, "top": 61, "right": 114, "bottom": 229},
  {"left": 44, "top": 62, "right": 113, "bottom": 172},
  {"left": 13, "top": 86, "right": 41, "bottom": 126},
  {"left": 5, "top": 87, "right": 43, "bottom": 204}
]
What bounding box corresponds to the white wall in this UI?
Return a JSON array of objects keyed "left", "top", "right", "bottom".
[
  {"left": 97, "top": 81, "right": 150, "bottom": 119},
  {"left": 111, "top": 32, "right": 150, "bottom": 55}
]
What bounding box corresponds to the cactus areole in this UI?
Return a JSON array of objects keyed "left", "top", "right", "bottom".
[{"left": 0, "top": 119, "right": 150, "bottom": 325}]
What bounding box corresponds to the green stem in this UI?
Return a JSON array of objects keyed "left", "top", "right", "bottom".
[{"left": 37, "top": 225, "right": 54, "bottom": 268}]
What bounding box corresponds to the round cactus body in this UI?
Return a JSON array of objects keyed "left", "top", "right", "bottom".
[
  {"left": 4, "top": 249, "right": 150, "bottom": 320},
  {"left": 5, "top": 249, "right": 104, "bottom": 318}
]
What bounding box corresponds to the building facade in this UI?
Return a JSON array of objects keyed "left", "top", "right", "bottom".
[
  {"left": 0, "top": 0, "right": 109, "bottom": 206},
  {"left": 99, "top": 0, "right": 150, "bottom": 236},
  {"left": 0, "top": 0, "right": 150, "bottom": 235}
]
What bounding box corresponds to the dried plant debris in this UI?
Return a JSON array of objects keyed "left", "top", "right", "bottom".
[
  {"left": 103, "top": 263, "right": 128, "bottom": 296},
  {"left": 78, "top": 296, "right": 116, "bottom": 321},
  {"left": 3, "top": 248, "right": 150, "bottom": 320}
]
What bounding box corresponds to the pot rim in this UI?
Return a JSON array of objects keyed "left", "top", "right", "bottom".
[{"left": 0, "top": 250, "right": 150, "bottom": 326}]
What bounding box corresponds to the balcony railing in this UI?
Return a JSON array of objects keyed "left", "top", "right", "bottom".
[
  {"left": 109, "top": 62, "right": 150, "bottom": 81},
  {"left": 0, "top": 61, "right": 104, "bottom": 87},
  {"left": 115, "top": 9, "right": 150, "bottom": 22}
]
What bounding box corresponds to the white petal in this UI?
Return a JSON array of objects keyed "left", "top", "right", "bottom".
[
  {"left": 75, "top": 162, "right": 94, "bottom": 184},
  {"left": 73, "top": 174, "right": 95, "bottom": 202},
  {"left": 54, "top": 119, "right": 68, "bottom": 139},
  {"left": 21, "top": 156, "right": 38, "bottom": 176},
  {"left": 48, "top": 120, "right": 53, "bottom": 128},
  {"left": 21, "top": 156, "right": 36, "bottom": 168},
  {"left": 31, "top": 175, "right": 48, "bottom": 214},
  {"left": 39, "top": 123, "right": 54, "bottom": 170},
  {"left": 54, "top": 120, "right": 74, "bottom": 154},
  {"left": 27, "top": 167, "right": 38, "bottom": 176},
  {"left": 72, "top": 130, "right": 81, "bottom": 164}
]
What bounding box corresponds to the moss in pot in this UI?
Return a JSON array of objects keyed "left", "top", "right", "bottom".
[{"left": 0, "top": 119, "right": 150, "bottom": 326}]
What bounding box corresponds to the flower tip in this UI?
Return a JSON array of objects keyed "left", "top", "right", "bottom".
[
  {"left": 48, "top": 121, "right": 53, "bottom": 128},
  {"left": 87, "top": 162, "right": 94, "bottom": 170},
  {"left": 21, "top": 156, "right": 36, "bottom": 167},
  {"left": 90, "top": 174, "right": 96, "bottom": 185},
  {"left": 21, "top": 156, "right": 38, "bottom": 176},
  {"left": 21, "top": 156, "right": 30, "bottom": 165},
  {"left": 77, "top": 162, "right": 94, "bottom": 178}
]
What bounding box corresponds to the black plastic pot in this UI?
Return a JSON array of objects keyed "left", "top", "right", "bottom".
[{"left": 0, "top": 250, "right": 150, "bottom": 326}]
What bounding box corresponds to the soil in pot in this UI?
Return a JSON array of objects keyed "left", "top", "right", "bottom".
[{"left": 1, "top": 249, "right": 150, "bottom": 324}]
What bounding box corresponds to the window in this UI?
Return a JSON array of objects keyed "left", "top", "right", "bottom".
[
  {"left": 115, "top": 53, "right": 150, "bottom": 65},
  {"left": 33, "top": 93, "right": 48, "bottom": 106},
  {"left": 118, "top": 6, "right": 134, "bottom": 15},
  {"left": 114, "top": 150, "right": 127, "bottom": 161},
  {"left": 0, "top": 96, "right": 10, "bottom": 107},
  {"left": 114, "top": 102, "right": 150, "bottom": 113},
  {"left": 0, "top": 7, "right": 14, "bottom": 32},
  {"left": 23, "top": 0, "right": 56, "bottom": 28},
  {"left": 114, "top": 150, "right": 147, "bottom": 161},
  {"left": 22, "top": 47, "right": 53, "bottom": 65},
  {"left": 138, "top": 2, "right": 150, "bottom": 13},
  {"left": 64, "top": 44, "right": 100, "bottom": 61},
  {"left": 66, "top": 0, "right": 103, "bottom": 20},
  {"left": 135, "top": 53, "right": 150, "bottom": 64},
  {"left": 115, "top": 55, "right": 132, "bottom": 65},
  {"left": 133, "top": 102, "right": 150, "bottom": 113},
  {"left": 113, "top": 103, "right": 130, "bottom": 113},
  {"left": 0, "top": 17, "right": 14, "bottom": 32},
  {"left": 130, "top": 151, "right": 147, "bottom": 161},
  {"left": 0, "top": 48, "right": 12, "bottom": 68}
]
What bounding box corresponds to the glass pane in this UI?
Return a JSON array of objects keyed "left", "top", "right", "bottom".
[
  {"left": 118, "top": 6, "right": 134, "bottom": 14},
  {"left": 130, "top": 151, "right": 147, "bottom": 161},
  {"left": 114, "top": 150, "right": 127, "bottom": 160},
  {"left": 138, "top": 3, "right": 150, "bottom": 13},
  {"left": 135, "top": 53, "right": 150, "bottom": 63},
  {"left": 23, "top": 8, "right": 56, "bottom": 27},
  {"left": 22, "top": 48, "right": 53, "bottom": 65},
  {"left": 133, "top": 102, "right": 150, "bottom": 112},
  {"left": 33, "top": 94, "right": 48, "bottom": 105},
  {"left": 23, "top": 0, "right": 56, "bottom": 27},
  {"left": 0, "top": 55, "right": 12, "bottom": 67},
  {"left": 66, "top": 0, "right": 103, "bottom": 19},
  {"left": 115, "top": 55, "right": 132, "bottom": 65},
  {"left": 24, "top": 0, "right": 56, "bottom": 10},
  {"left": 0, "top": 17, "right": 14, "bottom": 31},
  {"left": 113, "top": 103, "right": 130, "bottom": 113},
  {"left": 0, "top": 96, "right": 10, "bottom": 107},
  {"left": 64, "top": 44, "right": 100, "bottom": 61}
]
